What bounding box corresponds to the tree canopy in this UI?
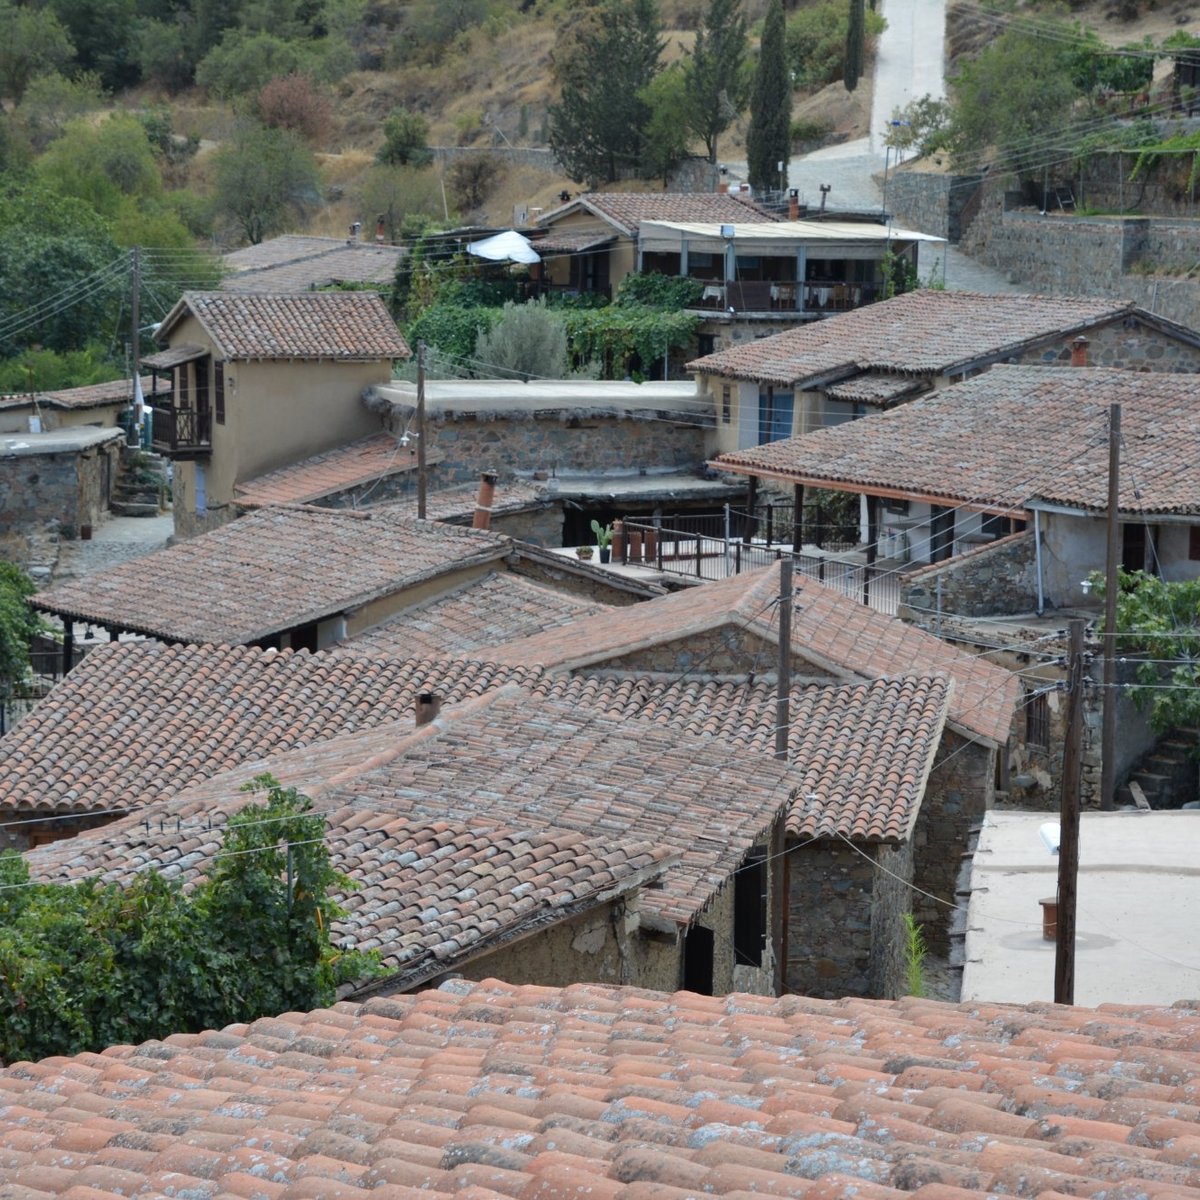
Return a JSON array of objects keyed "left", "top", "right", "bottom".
[
  {"left": 547, "top": 0, "right": 664, "bottom": 186},
  {"left": 0, "top": 774, "right": 379, "bottom": 1063},
  {"left": 684, "top": 0, "right": 750, "bottom": 164}
]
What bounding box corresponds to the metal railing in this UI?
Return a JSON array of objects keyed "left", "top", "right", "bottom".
[{"left": 616, "top": 511, "right": 901, "bottom": 614}]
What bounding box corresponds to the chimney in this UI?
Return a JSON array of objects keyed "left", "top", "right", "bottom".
[
  {"left": 415, "top": 692, "right": 441, "bottom": 727},
  {"left": 348, "top": 220, "right": 361, "bottom": 244},
  {"left": 472, "top": 471, "right": 498, "bottom": 530},
  {"left": 819, "top": 184, "right": 831, "bottom": 213},
  {"left": 375, "top": 214, "right": 386, "bottom": 243},
  {"left": 788, "top": 189, "right": 799, "bottom": 221},
  {"left": 1070, "top": 336, "right": 1090, "bottom": 367}
]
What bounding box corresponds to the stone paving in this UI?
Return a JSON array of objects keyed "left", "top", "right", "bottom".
[{"left": 51, "top": 513, "right": 173, "bottom": 586}]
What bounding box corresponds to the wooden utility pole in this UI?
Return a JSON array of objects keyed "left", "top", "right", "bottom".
[
  {"left": 1100, "top": 403, "right": 1122, "bottom": 811},
  {"left": 771, "top": 556, "right": 794, "bottom": 994},
  {"left": 1055, "top": 618, "right": 1085, "bottom": 1005},
  {"left": 130, "top": 246, "right": 141, "bottom": 443},
  {"left": 416, "top": 339, "right": 427, "bottom": 519},
  {"left": 775, "top": 555, "right": 793, "bottom": 762}
]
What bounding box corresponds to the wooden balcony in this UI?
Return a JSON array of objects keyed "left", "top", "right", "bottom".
[{"left": 150, "top": 404, "right": 211, "bottom": 459}]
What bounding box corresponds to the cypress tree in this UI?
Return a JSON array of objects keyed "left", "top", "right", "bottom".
[
  {"left": 845, "top": 0, "right": 865, "bottom": 93},
  {"left": 746, "top": 0, "right": 790, "bottom": 193}
]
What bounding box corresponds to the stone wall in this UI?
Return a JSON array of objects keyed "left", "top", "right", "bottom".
[
  {"left": 960, "top": 179, "right": 1200, "bottom": 331},
  {"left": 605, "top": 627, "right": 776, "bottom": 675},
  {"left": 785, "top": 837, "right": 911, "bottom": 999},
  {"left": 387, "top": 412, "right": 714, "bottom": 485},
  {"left": 914, "top": 734, "right": 995, "bottom": 952},
  {"left": 886, "top": 170, "right": 984, "bottom": 242},
  {"left": 0, "top": 439, "right": 121, "bottom": 563},
  {"left": 900, "top": 532, "right": 1040, "bottom": 620}
]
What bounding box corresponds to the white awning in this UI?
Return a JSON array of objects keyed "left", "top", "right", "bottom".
[{"left": 466, "top": 230, "right": 542, "bottom": 264}]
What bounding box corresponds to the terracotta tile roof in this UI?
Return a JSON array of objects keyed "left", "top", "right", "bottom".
[
  {"left": 25, "top": 790, "right": 669, "bottom": 991},
  {"left": 373, "top": 480, "right": 550, "bottom": 523},
  {"left": 0, "top": 643, "right": 542, "bottom": 817},
  {"left": 24, "top": 686, "right": 800, "bottom": 928},
  {"left": 0, "top": 376, "right": 165, "bottom": 412},
  {"left": 6, "top": 978, "right": 1200, "bottom": 1200},
  {"left": 532, "top": 229, "right": 618, "bottom": 253},
  {"left": 824, "top": 372, "right": 925, "bottom": 406},
  {"left": 222, "top": 235, "right": 404, "bottom": 292},
  {"left": 156, "top": 291, "right": 411, "bottom": 361},
  {"left": 234, "top": 434, "right": 426, "bottom": 507},
  {"left": 482, "top": 563, "right": 1017, "bottom": 745},
  {"left": 715, "top": 365, "right": 1200, "bottom": 517},
  {"left": 687, "top": 290, "right": 1143, "bottom": 386},
  {"left": 316, "top": 688, "right": 801, "bottom": 927},
  {"left": 536, "top": 671, "right": 950, "bottom": 840},
  {"left": 334, "top": 570, "right": 610, "bottom": 661},
  {"left": 539, "top": 190, "right": 779, "bottom": 236},
  {"left": 31, "top": 506, "right": 514, "bottom": 644}
]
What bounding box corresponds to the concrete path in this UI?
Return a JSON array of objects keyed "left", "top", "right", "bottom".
[
  {"left": 52, "top": 513, "right": 173, "bottom": 585},
  {"left": 870, "top": 0, "right": 947, "bottom": 152}
]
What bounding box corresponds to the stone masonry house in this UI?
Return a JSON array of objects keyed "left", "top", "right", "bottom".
[
  {"left": 221, "top": 234, "right": 404, "bottom": 293},
  {"left": 28, "top": 505, "right": 657, "bottom": 665},
  {"left": 470, "top": 561, "right": 1019, "bottom": 991},
  {"left": 17, "top": 677, "right": 813, "bottom": 998},
  {"left": 713, "top": 364, "right": 1200, "bottom": 806},
  {"left": 0, "top": 634, "right": 953, "bottom": 997},
  {"left": 4, "top": 977, "right": 1199, "bottom": 1200},
  {"left": 690, "top": 290, "right": 1200, "bottom": 453},
  {"left": 144, "top": 291, "right": 411, "bottom": 537},
  {"left": 0, "top": 376, "right": 159, "bottom": 435}
]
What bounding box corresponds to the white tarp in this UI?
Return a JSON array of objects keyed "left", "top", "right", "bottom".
[{"left": 466, "top": 229, "right": 541, "bottom": 264}]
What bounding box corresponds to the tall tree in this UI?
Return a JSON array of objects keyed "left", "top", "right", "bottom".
[
  {"left": 684, "top": 0, "right": 750, "bottom": 164},
  {"left": 548, "top": 0, "right": 664, "bottom": 186},
  {"left": 844, "top": 0, "right": 865, "bottom": 93},
  {"left": 213, "top": 121, "right": 322, "bottom": 244},
  {"left": 746, "top": 0, "right": 790, "bottom": 193},
  {"left": 0, "top": 2, "right": 74, "bottom": 104}
]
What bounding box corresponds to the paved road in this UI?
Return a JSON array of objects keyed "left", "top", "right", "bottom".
[
  {"left": 52, "top": 513, "right": 173, "bottom": 585},
  {"left": 724, "top": 0, "right": 1023, "bottom": 297}
]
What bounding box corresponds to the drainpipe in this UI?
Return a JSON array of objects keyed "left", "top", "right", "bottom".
[{"left": 1034, "top": 508, "right": 1045, "bottom": 616}]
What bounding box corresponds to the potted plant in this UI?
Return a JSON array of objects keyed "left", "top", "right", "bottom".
[
  {"left": 576, "top": 545, "right": 594, "bottom": 561},
  {"left": 591, "top": 519, "right": 614, "bottom": 564}
]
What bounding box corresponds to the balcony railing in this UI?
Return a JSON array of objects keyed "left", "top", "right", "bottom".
[
  {"left": 692, "top": 280, "right": 883, "bottom": 315},
  {"left": 150, "top": 404, "right": 211, "bottom": 458}
]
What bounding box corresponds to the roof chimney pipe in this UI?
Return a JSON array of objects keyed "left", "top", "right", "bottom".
[
  {"left": 788, "top": 189, "right": 799, "bottom": 221},
  {"left": 1070, "top": 336, "right": 1090, "bottom": 367},
  {"left": 472, "top": 471, "right": 498, "bottom": 530},
  {"left": 415, "top": 692, "right": 441, "bottom": 727}
]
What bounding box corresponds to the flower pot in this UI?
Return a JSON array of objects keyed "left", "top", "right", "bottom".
[
  {"left": 599, "top": 546, "right": 611, "bottom": 564},
  {"left": 576, "top": 546, "right": 594, "bottom": 561}
]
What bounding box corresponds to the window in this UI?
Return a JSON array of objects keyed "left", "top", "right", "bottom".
[
  {"left": 981, "top": 513, "right": 1009, "bottom": 540},
  {"left": 1189, "top": 526, "right": 1200, "bottom": 561},
  {"left": 721, "top": 384, "right": 731, "bottom": 425},
  {"left": 214, "top": 362, "right": 226, "bottom": 425},
  {"left": 1023, "top": 688, "right": 1050, "bottom": 751},
  {"left": 733, "top": 847, "right": 767, "bottom": 969}
]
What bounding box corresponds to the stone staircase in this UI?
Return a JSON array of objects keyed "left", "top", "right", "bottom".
[
  {"left": 111, "top": 446, "right": 170, "bottom": 518},
  {"left": 1117, "top": 727, "right": 1200, "bottom": 810}
]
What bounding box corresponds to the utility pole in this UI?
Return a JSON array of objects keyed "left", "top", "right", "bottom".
[
  {"left": 130, "top": 246, "right": 141, "bottom": 444},
  {"left": 772, "top": 555, "right": 793, "bottom": 995},
  {"left": 1100, "top": 403, "right": 1121, "bottom": 811},
  {"left": 1055, "top": 618, "right": 1085, "bottom": 1005},
  {"left": 775, "top": 555, "right": 793, "bottom": 762},
  {"left": 416, "top": 339, "right": 427, "bottom": 520}
]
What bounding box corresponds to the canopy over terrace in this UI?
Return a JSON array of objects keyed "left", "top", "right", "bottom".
[{"left": 638, "top": 219, "right": 946, "bottom": 315}]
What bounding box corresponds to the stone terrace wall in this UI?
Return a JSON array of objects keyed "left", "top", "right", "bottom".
[
  {"left": 886, "top": 170, "right": 984, "bottom": 242},
  {"left": 386, "top": 412, "right": 713, "bottom": 486},
  {"left": 960, "top": 180, "right": 1200, "bottom": 330},
  {"left": 900, "top": 532, "right": 1040, "bottom": 621}
]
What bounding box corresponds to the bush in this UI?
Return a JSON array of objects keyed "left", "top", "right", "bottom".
[
  {"left": 447, "top": 153, "right": 504, "bottom": 211},
  {"left": 785, "top": 1, "right": 885, "bottom": 91},
  {"left": 790, "top": 115, "right": 833, "bottom": 148},
  {"left": 377, "top": 107, "right": 431, "bottom": 167},
  {"left": 474, "top": 297, "right": 569, "bottom": 381},
  {"left": 616, "top": 272, "right": 703, "bottom": 309},
  {"left": 196, "top": 31, "right": 312, "bottom": 98},
  {"left": 258, "top": 73, "right": 332, "bottom": 144},
  {"left": 136, "top": 17, "right": 195, "bottom": 93}
]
